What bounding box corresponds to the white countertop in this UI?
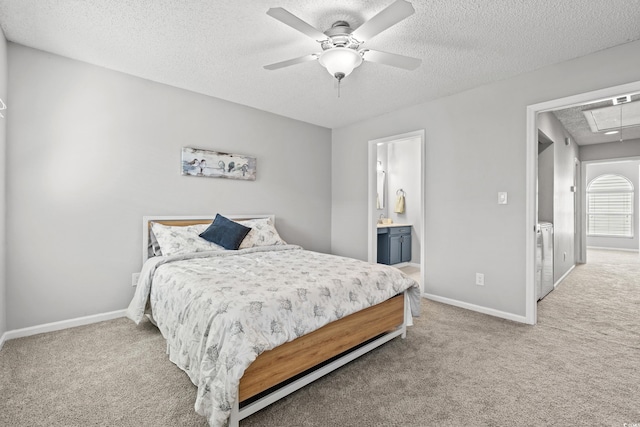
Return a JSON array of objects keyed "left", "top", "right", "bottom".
[{"left": 376, "top": 223, "right": 412, "bottom": 228}]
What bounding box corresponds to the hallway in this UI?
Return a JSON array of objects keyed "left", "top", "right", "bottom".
[{"left": 537, "top": 248, "right": 640, "bottom": 344}]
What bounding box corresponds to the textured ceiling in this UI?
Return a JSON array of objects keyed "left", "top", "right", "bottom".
[
  {"left": 553, "top": 95, "right": 640, "bottom": 146},
  {"left": 1, "top": 0, "right": 640, "bottom": 129}
]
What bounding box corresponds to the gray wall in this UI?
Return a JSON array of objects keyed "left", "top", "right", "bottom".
[
  {"left": 585, "top": 160, "right": 639, "bottom": 251},
  {"left": 538, "top": 112, "right": 580, "bottom": 283},
  {"left": 6, "top": 44, "right": 331, "bottom": 330},
  {"left": 332, "top": 39, "right": 640, "bottom": 318},
  {"left": 0, "top": 29, "right": 6, "bottom": 339},
  {"left": 537, "top": 141, "right": 554, "bottom": 223},
  {"left": 580, "top": 138, "right": 640, "bottom": 162}
]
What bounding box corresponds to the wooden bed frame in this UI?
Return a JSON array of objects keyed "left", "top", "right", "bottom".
[{"left": 142, "top": 215, "right": 410, "bottom": 426}]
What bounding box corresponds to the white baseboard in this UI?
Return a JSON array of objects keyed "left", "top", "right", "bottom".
[
  {"left": 392, "top": 262, "right": 420, "bottom": 269},
  {"left": 587, "top": 246, "right": 639, "bottom": 252},
  {"left": 554, "top": 264, "right": 575, "bottom": 289},
  {"left": 3, "top": 309, "right": 128, "bottom": 343},
  {"left": 391, "top": 262, "right": 409, "bottom": 268},
  {"left": 422, "top": 293, "right": 528, "bottom": 324}
]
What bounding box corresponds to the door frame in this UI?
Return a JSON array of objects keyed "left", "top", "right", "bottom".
[
  {"left": 367, "top": 129, "right": 426, "bottom": 294},
  {"left": 574, "top": 156, "right": 582, "bottom": 265},
  {"left": 525, "top": 80, "right": 640, "bottom": 325}
]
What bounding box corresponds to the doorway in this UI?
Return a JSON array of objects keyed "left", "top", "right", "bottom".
[
  {"left": 367, "top": 130, "right": 426, "bottom": 294},
  {"left": 526, "top": 80, "right": 640, "bottom": 324}
]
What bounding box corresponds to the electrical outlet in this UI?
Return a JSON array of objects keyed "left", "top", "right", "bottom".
[
  {"left": 132, "top": 273, "right": 140, "bottom": 287},
  {"left": 475, "top": 273, "right": 485, "bottom": 286}
]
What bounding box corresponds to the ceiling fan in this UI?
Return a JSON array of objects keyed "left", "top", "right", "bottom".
[{"left": 264, "top": 0, "right": 421, "bottom": 84}]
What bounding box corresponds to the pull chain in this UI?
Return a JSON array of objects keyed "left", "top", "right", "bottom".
[
  {"left": 619, "top": 103, "right": 623, "bottom": 143},
  {"left": 334, "top": 72, "right": 345, "bottom": 98}
]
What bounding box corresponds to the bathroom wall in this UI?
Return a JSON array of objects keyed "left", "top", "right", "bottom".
[
  {"left": 387, "top": 138, "right": 421, "bottom": 264},
  {"left": 376, "top": 143, "right": 388, "bottom": 217}
]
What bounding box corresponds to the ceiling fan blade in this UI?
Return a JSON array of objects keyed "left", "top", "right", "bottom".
[
  {"left": 363, "top": 49, "right": 421, "bottom": 70},
  {"left": 352, "top": 0, "right": 415, "bottom": 42},
  {"left": 264, "top": 54, "right": 319, "bottom": 70},
  {"left": 267, "top": 7, "right": 328, "bottom": 41}
]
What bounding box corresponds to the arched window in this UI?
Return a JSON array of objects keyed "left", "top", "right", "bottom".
[{"left": 587, "top": 174, "right": 634, "bottom": 237}]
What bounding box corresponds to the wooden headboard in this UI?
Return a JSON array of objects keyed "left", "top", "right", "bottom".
[{"left": 142, "top": 214, "right": 274, "bottom": 263}]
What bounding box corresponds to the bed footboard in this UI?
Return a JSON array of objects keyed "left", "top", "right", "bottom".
[{"left": 230, "top": 292, "right": 408, "bottom": 426}]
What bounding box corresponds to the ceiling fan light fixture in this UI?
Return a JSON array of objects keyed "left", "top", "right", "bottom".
[
  {"left": 318, "top": 47, "right": 363, "bottom": 81},
  {"left": 264, "top": 1, "right": 421, "bottom": 89}
]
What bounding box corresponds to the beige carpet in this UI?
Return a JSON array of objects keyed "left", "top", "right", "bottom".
[{"left": 1, "top": 249, "right": 638, "bottom": 426}]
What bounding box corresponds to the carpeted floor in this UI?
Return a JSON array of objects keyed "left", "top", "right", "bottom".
[{"left": 1, "top": 249, "right": 638, "bottom": 426}]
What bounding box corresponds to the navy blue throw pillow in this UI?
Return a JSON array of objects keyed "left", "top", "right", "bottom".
[{"left": 199, "top": 214, "right": 251, "bottom": 250}]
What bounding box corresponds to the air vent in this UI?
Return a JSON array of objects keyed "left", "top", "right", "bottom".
[{"left": 613, "top": 95, "right": 631, "bottom": 105}]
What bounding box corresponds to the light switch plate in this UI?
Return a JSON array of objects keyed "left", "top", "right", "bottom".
[
  {"left": 132, "top": 273, "right": 140, "bottom": 287},
  {"left": 498, "top": 192, "right": 508, "bottom": 204}
]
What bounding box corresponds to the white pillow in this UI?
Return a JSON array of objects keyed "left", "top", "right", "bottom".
[
  {"left": 150, "top": 222, "right": 224, "bottom": 256},
  {"left": 237, "top": 217, "right": 286, "bottom": 249}
]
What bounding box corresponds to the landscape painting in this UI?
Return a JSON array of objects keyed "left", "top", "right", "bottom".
[{"left": 181, "top": 147, "right": 256, "bottom": 181}]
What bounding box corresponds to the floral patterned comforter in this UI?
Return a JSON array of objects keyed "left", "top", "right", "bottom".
[{"left": 127, "top": 245, "right": 420, "bottom": 427}]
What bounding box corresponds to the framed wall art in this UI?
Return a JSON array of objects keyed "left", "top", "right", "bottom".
[{"left": 181, "top": 147, "right": 256, "bottom": 181}]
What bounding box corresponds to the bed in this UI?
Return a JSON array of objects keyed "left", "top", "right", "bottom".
[{"left": 126, "top": 214, "right": 421, "bottom": 427}]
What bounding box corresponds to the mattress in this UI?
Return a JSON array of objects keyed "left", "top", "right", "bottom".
[{"left": 127, "top": 245, "right": 420, "bottom": 426}]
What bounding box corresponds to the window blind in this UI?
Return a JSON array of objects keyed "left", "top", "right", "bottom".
[{"left": 587, "top": 174, "right": 634, "bottom": 237}]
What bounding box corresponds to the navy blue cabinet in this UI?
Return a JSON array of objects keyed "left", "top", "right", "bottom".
[{"left": 377, "top": 226, "right": 411, "bottom": 265}]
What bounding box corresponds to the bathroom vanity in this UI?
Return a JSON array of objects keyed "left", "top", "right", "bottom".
[{"left": 377, "top": 224, "right": 412, "bottom": 265}]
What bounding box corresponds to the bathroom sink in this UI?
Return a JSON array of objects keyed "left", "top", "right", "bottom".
[{"left": 377, "top": 218, "right": 393, "bottom": 225}]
